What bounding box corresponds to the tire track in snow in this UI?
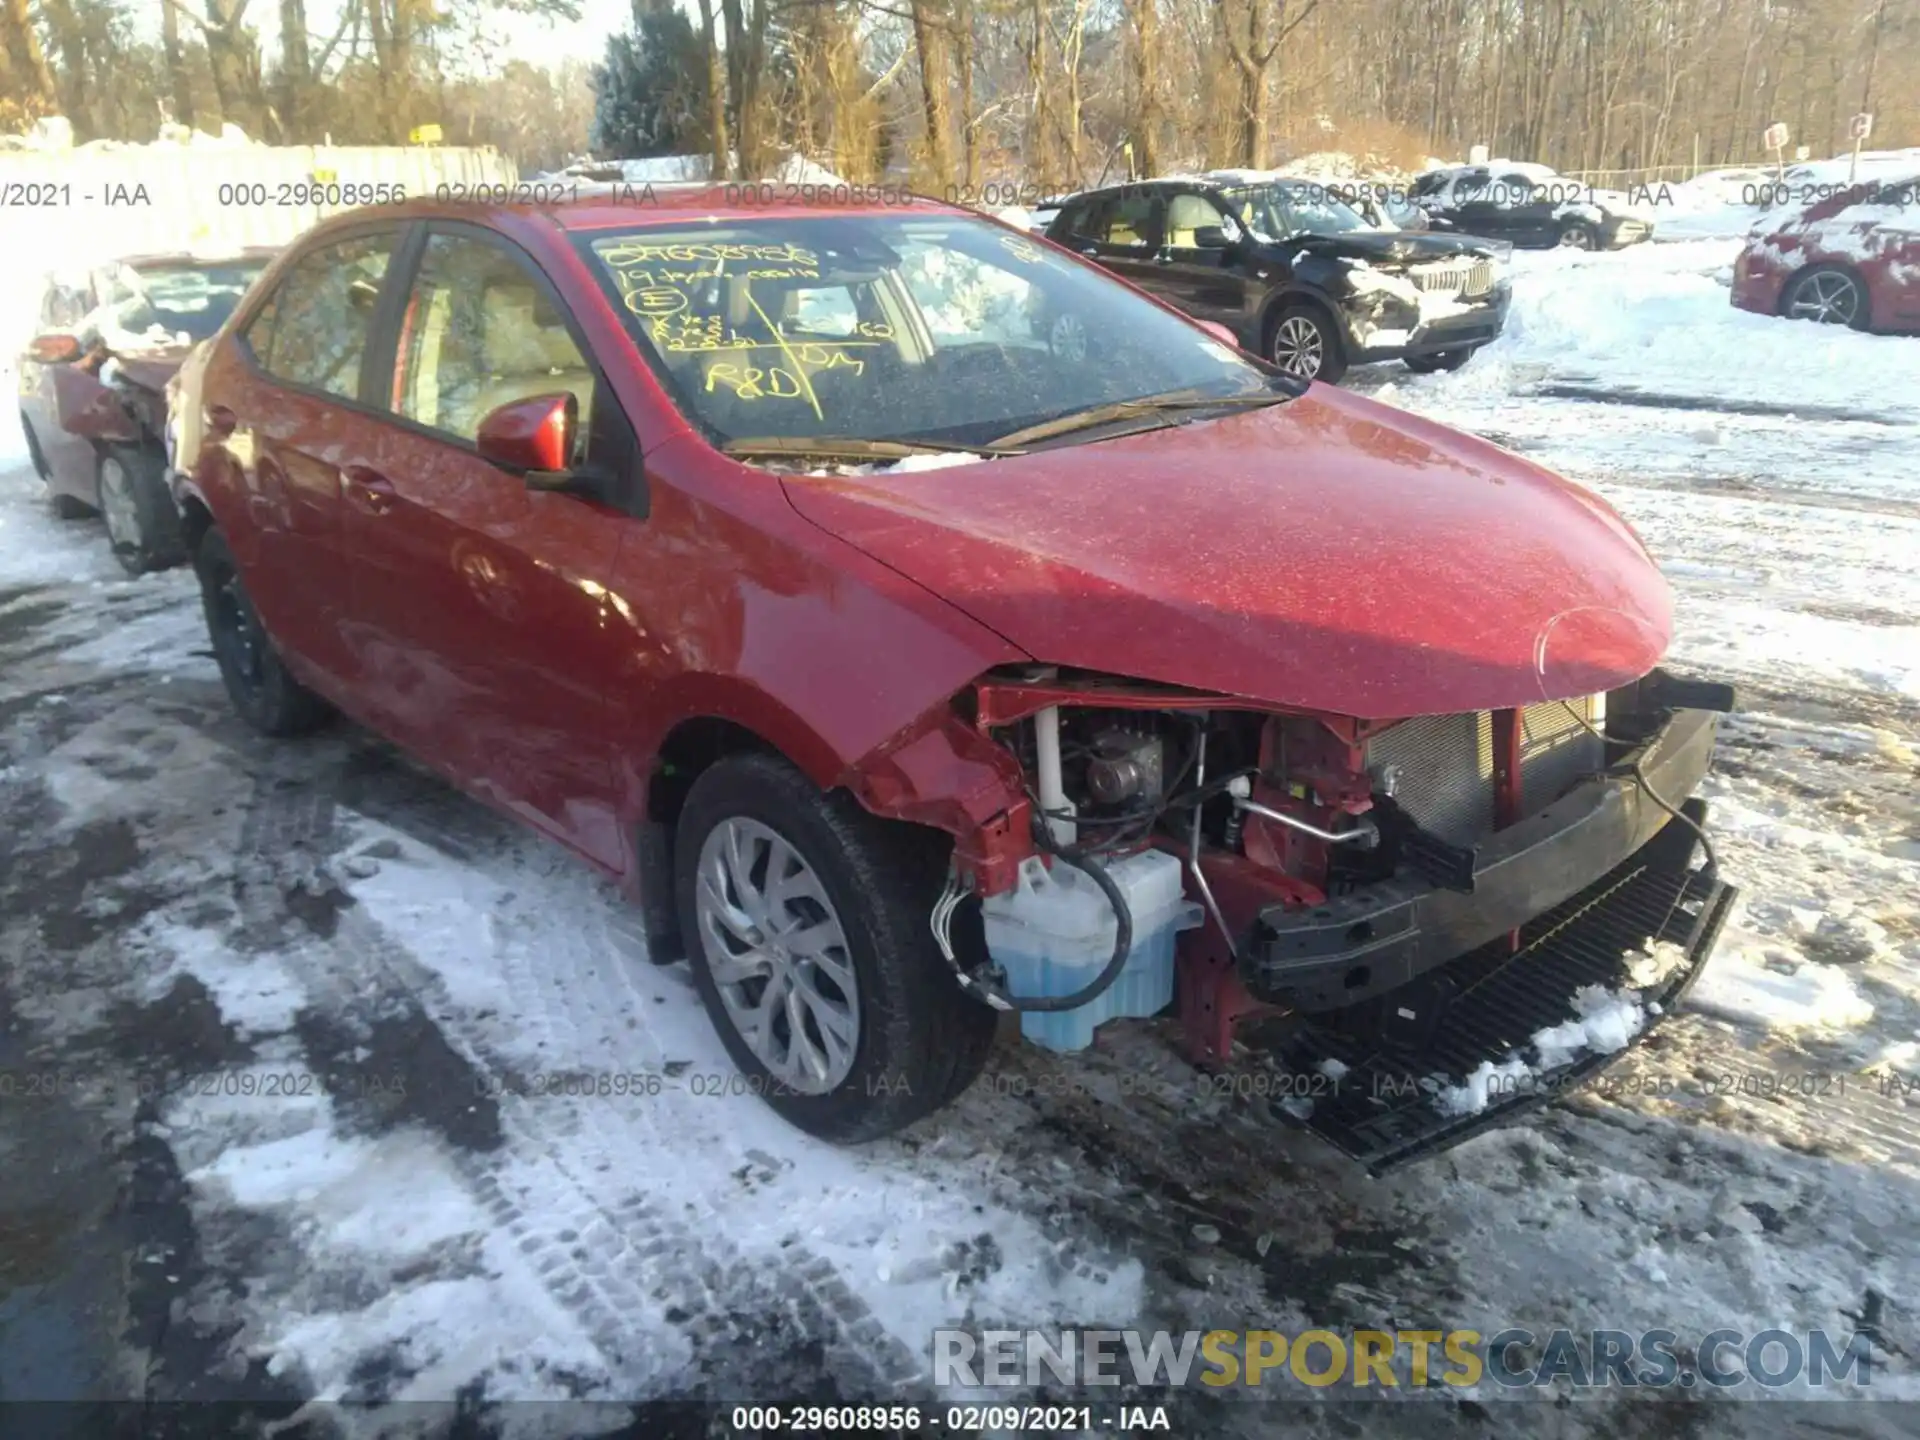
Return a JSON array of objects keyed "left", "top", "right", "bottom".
[{"left": 229, "top": 764, "right": 932, "bottom": 1401}]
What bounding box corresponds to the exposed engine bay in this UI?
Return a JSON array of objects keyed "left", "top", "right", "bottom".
[{"left": 907, "top": 663, "right": 1738, "bottom": 1170}]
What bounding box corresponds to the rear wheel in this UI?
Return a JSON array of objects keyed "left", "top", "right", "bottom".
[
  {"left": 97, "top": 445, "right": 187, "bottom": 576},
  {"left": 1404, "top": 349, "right": 1475, "bottom": 374},
  {"left": 1269, "top": 302, "right": 1348, "bottom": 384},
  {"left": 193, "top": 527, "right": 333, "bottom": 737},
  {"left": 1782, "top": 266, "right": 1868, "bottom": 329},
  {"left": 675, "top": 752, "right": 998, "bottom": 1142}
]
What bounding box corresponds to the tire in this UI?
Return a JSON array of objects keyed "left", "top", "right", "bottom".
[
  {"left": 1404, "top": 349, "right": 1475, "bottom": 374},
  {"left": 97, "top": 444, "right": 187, "bottom": 576},
  {"left": 1557, "top": 222, "right": 1599, "bottom": 250},
  {"left": 1781, "top": 266, "right": 1869, "bottom": 329},
  {"left": 20, "top": 414, "right": 51, "bottom": 481},
  {"left": 1268, "top": 301, "right": 1347, "bottom": 384},
  {"left": 192, "top": 527, "right": 334, "bottom": 737},
  {"left": 674, "top": 752, "right": 998, "bottom": 1142}
]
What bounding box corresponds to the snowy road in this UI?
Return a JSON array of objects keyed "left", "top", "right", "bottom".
[{"left": 1, "top": 237, "right": 1916, "bottom": 1438}]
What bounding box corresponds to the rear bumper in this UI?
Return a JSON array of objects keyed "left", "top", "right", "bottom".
[{"left": 1242, "top": 704, "right": 1722, "bottom": 1012}]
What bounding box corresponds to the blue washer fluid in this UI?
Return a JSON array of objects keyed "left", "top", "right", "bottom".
[{"left": 980, "top": 848, "right": 1204, "bottom": 1053}]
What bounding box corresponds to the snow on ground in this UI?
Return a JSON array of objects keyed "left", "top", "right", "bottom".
[
  {"left": 2, "top": 213, "right": 1918, "bottom": 1434},
  {"left": 1363, "top": 231, "right": 1920, "bottom": 1115}
]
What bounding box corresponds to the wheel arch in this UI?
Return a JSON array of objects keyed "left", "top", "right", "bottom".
[
  {"left": 177, "top": 490, "right": 217, "bottom": 560},
  {"left": 628, "top": 695, "right": 847, "bottom": 962}
]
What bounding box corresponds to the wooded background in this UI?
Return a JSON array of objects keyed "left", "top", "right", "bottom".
[{"left": 0, "top": 0, "right": 1913, "bottom": 184}]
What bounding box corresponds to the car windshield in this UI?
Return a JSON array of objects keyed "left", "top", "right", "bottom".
[
  {"left": 93, "top": 260, "right": 268, "bottom": 347},
  {"left": 1217, "top": 182, "right": 1371, "bottom": 240},
  {"left": 579, "top": 214, "right": 1284, "bottom": 451}
]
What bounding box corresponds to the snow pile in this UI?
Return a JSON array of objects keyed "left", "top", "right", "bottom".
[
  {"left": 1420, "top": 238, "right": 1920, "bottom": 424},
  {"left": 1278, "top": 150, "right": 1412, "bottom": 184},
  {"left": 1689, "top": 936, "right": 1878, "bottom": 1033},
  {"left": 1432, "top": 982, "right": 1658, "bottom": 1117}
]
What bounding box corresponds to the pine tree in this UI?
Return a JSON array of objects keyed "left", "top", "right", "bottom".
[{"left": 589, "top": 2, "right": 709, "bottom": 159}]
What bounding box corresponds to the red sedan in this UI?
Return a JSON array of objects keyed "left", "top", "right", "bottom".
[
  {"left": 17, "top": 250, "right": 275, "bottom": 571},
  {"left": 173, "top": 190, "right": 1736, "bottom": 1168},
  {"left": 1731, "top": 177, "right": 1920, "bottom": 331}
]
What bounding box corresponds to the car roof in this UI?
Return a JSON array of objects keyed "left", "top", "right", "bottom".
[
  {"left": 316, "top": 184, "right": 973, "bottom": 237},
  {"left": 113, "top": 247, "right": 282, "bottom": 270}
]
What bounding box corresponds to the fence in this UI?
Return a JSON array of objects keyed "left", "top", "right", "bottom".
[
  {"left": 1559, "top": 161, "right": 1775, "bottom": 187},
  {"left": 0, "top": 143, "right": 518, "bottom": 267}
]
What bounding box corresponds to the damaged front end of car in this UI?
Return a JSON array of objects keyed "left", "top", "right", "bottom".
[{"left": 848, "top": 665, "right": 1738, "bottom": 1172}]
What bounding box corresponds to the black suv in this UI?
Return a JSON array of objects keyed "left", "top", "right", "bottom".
[{"left": 1041, "top": 176, "right": 1510, "bottom": 383}]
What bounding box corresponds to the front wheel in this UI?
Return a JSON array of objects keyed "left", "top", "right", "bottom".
[
  {"left": 1557, "top": 221, "right": 1599, "bottom": 250},
  {"left": 675, "top": 752, "right": 998, "bottom": 1142},
  {"left": 1269, "top": 302, "right": 1348, "bottom": 384},
  {"left": 193, "top": 527, "right": 334, "bottom": 736},
  {"left": 98, "top": 445, "right": 187, "bottom": 576},
  {"left": 1404, "top": 349, "right": 1475, "bottom": 374}
]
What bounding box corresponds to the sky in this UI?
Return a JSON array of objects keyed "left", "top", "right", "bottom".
[{"left": 133, "top": 0, "right": 636, "bottom": 83}]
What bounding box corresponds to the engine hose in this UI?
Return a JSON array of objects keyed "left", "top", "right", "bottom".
[{"left": 961, "top": 826, "right": 1135, "bottom": 1014}]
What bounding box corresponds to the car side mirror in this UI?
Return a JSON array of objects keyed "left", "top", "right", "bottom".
[
  {"left": 1193, "top": 225, "right": 1230, "bottom": 250},
  {"left": 475, "top": 392, "right": 595, "bottom": 495},
  {"left": 28, "top": 333, "right": 82, "bottom": 364}
]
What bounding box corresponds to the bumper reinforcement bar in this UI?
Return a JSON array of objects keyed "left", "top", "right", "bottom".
[{"left": 1264, "top": 798, "right": 1736, "bottom": 1173}]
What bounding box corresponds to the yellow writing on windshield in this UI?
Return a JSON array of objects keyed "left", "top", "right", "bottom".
[
  {"left": 999, "top": 234, "right": 1045, "bottom": 264},
  {"left": 597, "top": 241, "right": 820, "bottom": 267},
  {"left": 703, "top": 343, "right": 867, "bottom": 402},
  {"left": 706, "top": 363, "right": 806, "bottom": 399}
]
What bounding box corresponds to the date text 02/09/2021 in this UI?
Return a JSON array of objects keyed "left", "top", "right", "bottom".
[{"left": 726, "top": 1404, "right": 1175, "bottom": 1433}]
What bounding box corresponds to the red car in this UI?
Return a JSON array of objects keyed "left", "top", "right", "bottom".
[
  {"left": 1731, "top": 177, "right": 1920, "bottom": 331},
  {"left": 174, "top": 191, "right": 1736, "bottom": 1169},
  {"left": 17, "top": 249, "right": 276, "bottom": 572}
]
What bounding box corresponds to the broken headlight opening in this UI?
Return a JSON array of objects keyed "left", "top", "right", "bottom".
[
  {"left": 926, "top": 666, "right": 1735, "bottom": 1136},
  {"left": 932, "top": 671, "right": 1400, "bottom": 1018}
]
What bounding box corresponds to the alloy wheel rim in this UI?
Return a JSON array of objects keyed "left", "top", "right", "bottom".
[
  {"left": 694, "top": 816, "right": 859, "bottom": 1095},
  {"left": 99, "top": 458, "right": 138, "bottom": 553},
  {"left": 1787, "top": 272, "right": 1859, "bottom": 325},
  {"left": 1559, "top": 226, "right": 1593, "bottom": 249},
  {"left": 1050, "top": 312, "right": 1088, "bottom": 363},
  {"left": 1273, "top": 316, "right": 1324, "bottom": 378}
]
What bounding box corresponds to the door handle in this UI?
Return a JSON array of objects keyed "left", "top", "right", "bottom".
[
  {"left": 342, "top": 466, "right": 398, "bottom": 515},
  {"left": 1079, "top": 246, "right": 1099, "bottom": 257},
  {"left": 205, "top": 404, "right": 237, "bottom": 436}
]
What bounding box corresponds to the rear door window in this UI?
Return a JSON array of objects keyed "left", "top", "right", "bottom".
[
  {"left": 244, "top": 231, "right": 399, "bottom": 401},
  {"left": 1087, "top": 191, "right": 1162, "bottom": 250}
]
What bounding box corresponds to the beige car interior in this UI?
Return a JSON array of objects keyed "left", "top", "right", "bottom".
[
  {"left": 1164, "top": 193, "right": 1222, "bottom": 249},
  {"left": 402, "top": 271, "right": 595, "bottom": 447}
]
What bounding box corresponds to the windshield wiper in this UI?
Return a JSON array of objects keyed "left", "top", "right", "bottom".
[
  {"left": 987, "top": 387, "right": 1297, "bottom": 448},
  {"left": 721, "top": 435, "right": 1025, "bottom": 462}
]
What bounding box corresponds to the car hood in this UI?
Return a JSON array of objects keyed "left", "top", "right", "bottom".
[
  {"left": 1263, "top": 229, "right": 1499, "bottom": 266},
  {"left": 780, "top": 388, "right": 1671, "bottom": 720}
]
